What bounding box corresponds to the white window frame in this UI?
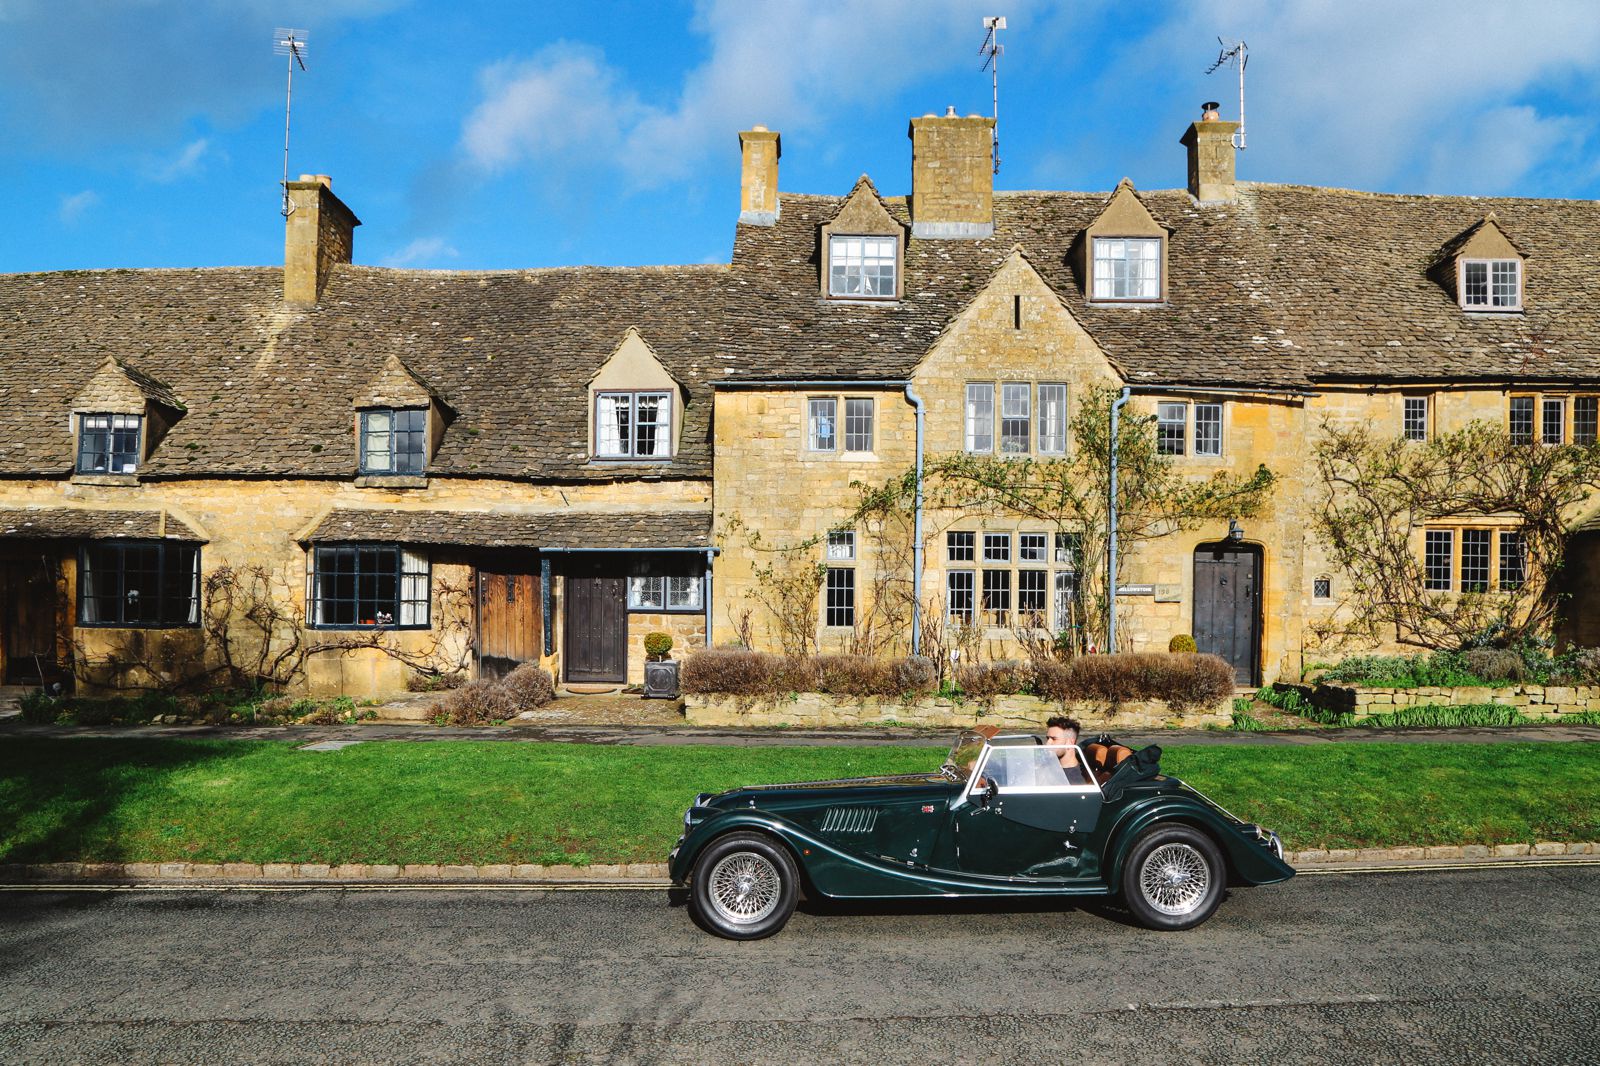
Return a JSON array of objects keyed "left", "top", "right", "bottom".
[
  {"left": 826, "top": 530, "right": 856, "bottom": 561},
  {"left": 843, "top": 397, "right": 875, "bottom": 452},
  {"left": 1038, "top": 383, "right": 1068, "bottom": 455},
  {"left": 1193, "top": 402, "right": 1223, "bottom": 457},
  {"left": 965, "top": 383, "right": 995, "bottom": 453},
  {"left": 999, "top": 382, "right": 1032, "bottom": 455},
  {"left": 947, "top": 569, "right": 976, "bottom": 624},
  {"left": 1460, "top": 258, "right": 1522, "bottom": 312},
  {"left": 1403, "top": 396, "right": 1429, "bottom": 442},
  {"left": 1424, "top": 529, "right": 1454, "bottom": 592},
  {"left": 1157, "top": 402, "right": 1187, "bottom": 456},
  {"left": 807, "top": 397, "right": 838, "bottom": 451},
  {"left": 828, "top": 235, "right": 898, "bottom": 300},
  {"left": 594, "top": 390, "right": 673, "bottom": 460},
  {"left": 823, "top": 567, "right": 856, "bottom": 627},
  {"left": 1091, "top": 237, "right": 1162, "bottom": 302}
]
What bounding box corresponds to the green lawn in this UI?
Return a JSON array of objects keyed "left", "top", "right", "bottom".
[{"left": 1, "top": 738, "right": 1596, "bottom": 865}]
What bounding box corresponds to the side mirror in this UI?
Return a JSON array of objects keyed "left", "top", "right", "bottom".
[{"left": 982, "top": 780, "right": 1000, "bottom": 806}]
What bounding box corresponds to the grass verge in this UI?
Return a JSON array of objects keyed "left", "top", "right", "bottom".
[{"left": 1, "top": 739, "right": 1596, "bottom": 865}]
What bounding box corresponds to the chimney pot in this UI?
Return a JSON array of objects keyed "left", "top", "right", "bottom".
[
  {"left": 738, "top": 126, "right": 781, "bottom": 226},
  {"left": 1201, "top": 102, "right": 1221, "bottom": 120}
]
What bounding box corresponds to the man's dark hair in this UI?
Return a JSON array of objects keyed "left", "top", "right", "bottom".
[{"left": 1046, "top": 715, "right": 1081, "bottom": 733}]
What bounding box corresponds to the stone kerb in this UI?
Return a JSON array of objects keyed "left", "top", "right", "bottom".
[
  {"left": 1313, "top": 681, "right": 1600, "bottom": 716},
  {"left": 684, "top": 692, "right": 1229, "bottom": 730}
]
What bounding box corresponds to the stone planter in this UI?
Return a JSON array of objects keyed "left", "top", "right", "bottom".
[
  {"left": 643, "top": 660, "right": 680, "bottom": 699},
  {"left": 683, "top": 692, "right": 1230, "bottom": 730}
]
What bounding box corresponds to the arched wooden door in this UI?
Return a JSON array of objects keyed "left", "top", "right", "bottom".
[{"left": 1193, "top": 543, "right": 1262, "bottom": 686}]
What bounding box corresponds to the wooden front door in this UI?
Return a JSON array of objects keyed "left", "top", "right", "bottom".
[
  {"left": 2, "top": 557, "right": 59, "bottom": 684},
  {"left": 477, "top": 567, "right": 541, "bottom": 680},
  {"left": 563, "top": 561, "right": 627, "bottom": 684},
  {"left": 1193, "top": 544, "right": 1262, "bottom": 686}
]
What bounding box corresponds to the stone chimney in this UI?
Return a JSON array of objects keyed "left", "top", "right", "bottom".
[
  {"left": 1180, "top": 102, "right": 1241, "bottom": 204},
  {"left": 738, "top": 126, "right": 781, "bottom": 226},
  {"left": 283, "top": 174, "right": 361, "bottom": 306},
  {"left": 908, "top": 107, "right": 995, "bottom": 239}
]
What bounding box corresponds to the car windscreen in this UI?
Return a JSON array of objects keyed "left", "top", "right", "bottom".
[
  {"left": 945, "top": 733, "right": 987, "bottom": 782},
  {"left": 982, "top": 742, "right": 1099, "bottom": 790}
]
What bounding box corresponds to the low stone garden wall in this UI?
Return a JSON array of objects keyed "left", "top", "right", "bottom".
[
  {"left": 1311, "top": 682, "right": 1600, "bottom": 716},
  {"left": 684, "top": 692, "right": 1231, "bottom": 730}
]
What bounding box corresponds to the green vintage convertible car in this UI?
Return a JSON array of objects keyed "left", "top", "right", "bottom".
[{"left": 669, "top": 729, "right": 1293, "bottom": 939}]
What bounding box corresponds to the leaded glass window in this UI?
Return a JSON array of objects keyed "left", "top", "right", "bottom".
[
  {"left": 828, "top": 235, "right": 897, "bottom": 298},
  {"left": 824, "top": 568, "right": 855, "bottom": 627},
  {"left": 1091, "top": 237, "right": 1161, "bottom": 300},
  {"left": 1038, "top": 383, "right": 1067, "bottom": 454},
  {"left": 1509, "top": 397, "right": 1535, "bottom": 444},
  {"left": 965, "top": 383, "right": 994, "bottom": 453},
  {"left": 1403, "top": 397, "right": 1429, "bottom": 441},
  {"left": 310, "top": 545, "right": 429, "bottom": 628},
  {"left": 843, "top": 398, "right": 874, "bottom": 451},
  {"left": 1194, "top": 403, "right": 1223, "bottom": 457},
  {"left": 1157, "top": 402, "right": 1186, "bottom": 455},
  {"left": 807, "top": 398, "right": 837, "bottom": 451},
  {"left": 77, "top": 413, "right": 142, "bottom": 474},
  {"left": 1424, "top": 530, "right": 1453, "bottom": 592},
  {"left": 360, "top": 408, "right": 427, "bottom": 474},
  {"left": 596, "top": 392, "right": 672, "bottom": 459},
  {"left": 1461, "top": 529, "right": 1491, "bottom": 592},
  {"left": 78, "top": 541, "right": 199, "bottom": 627},
  {"left": 1000, "top": 383, "right": 1031, "bottom": 454}
]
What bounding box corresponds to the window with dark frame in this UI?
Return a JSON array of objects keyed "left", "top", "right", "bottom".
[
  {"left": 1194, "top": 402, "right": 1223, "bottom": 457},
  {"left": 843, "top": 398, "right": 874, "bottom": 451},
  {"left": 828, "top": 235, "right": 898, "bottom": 299},
  {"left": 824, "top": 567, "right": 855, "bottom": 627},
  {"left": 627, "top": 557, "right": 703, "bottom": 612},
  {"left": 1461, "top": 529, "right": 1491, "bottom": 592},
  {"left": 999, "top": 382, "right": 1031, "bottom": 454},
  {"left": 1424, "top": 530, "right": 1454, "bottom": 592},
  {"left": 982, "top": 532, "right": 1011, "bottom": 563},
  {"left": 76, "top": 413, "right": 142, "bottom": 474},
  {"left": 947, "top": 531, "right": 975, "bottom": 562},
  {"left": 1542, "top": 397, "right": 1565, "bottom": 445},
  {"left": 1313, "top": 576, "right": 1332, "bottom": 600},
  {"left": 1017, "top": 570, "right": 1047, "bottom": 622},
  {"left": 595, "top": 391, "right": 672, "bottom": 459},
  {"left": 981, "top": 569, "right": 1011, "bottom": 626},
  {"left": 947, "top": 569, "right": 975, "bottom": 624},
  {"left": 1157, "top": 402, "right": 1186, "bottom": 455},
  {"left": 310, "top": 544, "right": 430, "bottom": 628},
  {"left": 78, "top": 541, "right": 199, "bottom": 627},
  {"left": 1499, "top": 531, "right": 1525, "bottom": 590},
  {"left": 1403, "top": 396, "right": 1429, "bottom": 441},
  {"left": 360, "top": 408, "right": 427, "bottom": 474},
  {"left": 1509, "top": 397, "right": 1535, "bottom": 444},
  {"left": 1038, "top": 383, "right": 1068, "bottom": 454},
  {"left": 965, "top": 383, "right": 995, "bottom": 453},
  {"left": 1575, "top": 397, "right": 1598, "bottom": 446}
]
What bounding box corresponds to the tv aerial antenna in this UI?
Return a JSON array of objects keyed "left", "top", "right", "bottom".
[
  {"left": 979, "top": 16, "right": 1006, "bottom": 174},
  {"left": 274, "top": 29, "right": 309, "bottom": 218},
  {"left": 1205, "top": 37, "right": 1247, "bottom": 150}
]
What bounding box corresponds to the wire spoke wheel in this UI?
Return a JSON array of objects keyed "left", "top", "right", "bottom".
[
  {"left": 707, "top": 851, "right": 782, "bottom": 925},
  {"left": 1138, "top": 842, "right": 1211, "bottom": 916}
]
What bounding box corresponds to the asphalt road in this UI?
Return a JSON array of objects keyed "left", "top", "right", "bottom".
[{"left": 2, "top": 866, "right": 1597, "bottom": 1065}]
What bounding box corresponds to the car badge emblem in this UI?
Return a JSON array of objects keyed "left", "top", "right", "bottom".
[{"left": 921, "top": 805, "right": 935, "bottom": 813}]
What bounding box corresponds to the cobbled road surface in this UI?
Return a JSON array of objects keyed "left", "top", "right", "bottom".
[{"left": 2, "top": 865, "right": 1596, "bottom": 1064}]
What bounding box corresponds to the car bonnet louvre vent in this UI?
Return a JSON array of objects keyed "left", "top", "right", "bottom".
[{"left": 820, "top": 806, "right": 880, "bottom": 833}]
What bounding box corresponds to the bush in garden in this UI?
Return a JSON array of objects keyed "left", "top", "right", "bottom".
[
  {"left": 643, "top": 632, "right": 674, "bottom": 661},
  {"left": 1035, "top": 653, "right": 1235, "bottom": 710},
  {"left": 406, "top": 671, "right": 466, "bottom": 692},
  {"left": 500, "top": 663, "right": 556, "bottom": 708},
  {"left": 437, "top": 680, "right": 517, "bottom": 725},
  {"left": 816, "top": 654, "right": 897, "bottom": 697},
  {"left": 954, "top": 660, "right": 1031, "bottom": 701},
  {"left": 891, "top": 656, "right": 938, "bottom": 697},
  {"left": 1457, "top": 648, "right": 1528, "bottom": 684},
  {"left": 682, "top": 649, "right": 782, "bottom": 696},
  {"left": 1168, "top": 634, "right": 1198, "bottom": 653}
]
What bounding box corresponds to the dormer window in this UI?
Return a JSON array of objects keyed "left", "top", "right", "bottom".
[
  {"left": 828, "top": 235, "right": 897, "bottom": 299},
  {"left": 1091, "top": 238, "right": 1161, "bottom": 301},
  {"left": 360, "top": 408, "right": 427, "bottom": 474},
  {"left": 1461, "top": 259, "right": 1521, "bottom": 311},
  {"left": 595, "top": 391, "right": 672, "bottom": 459},
  {"left": 77, "top": 413, "right": 142, "bottom": 474}
]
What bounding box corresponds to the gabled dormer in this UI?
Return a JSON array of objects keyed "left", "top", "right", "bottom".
[
  {"left": 820, "top": 175, "right": 905, "bottom": 302},
  {"left": 1431, "top": 212, "right": 1526, "bottom": 313},
  {"left": 69, "top": 356, "right": 185, "bottom": 482},
  {"left": 1074, "top": 178, "right": 1170, "bottom": 304},
  {"left": 588, "top": 328, "right": 685, "bottom": 462},
  {"left": 352, "top": 354, "right": 452, "bottom": 483}
]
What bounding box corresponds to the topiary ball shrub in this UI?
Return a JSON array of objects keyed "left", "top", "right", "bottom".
[
  {"left": 1169, "top": 633, "right": 1198, "bottom": 654},
  {"left": 501, "top": 663, "right": 556, "bottom": 708},
  {"left": 643, "top": 631, "right": 674, "bottom": 661}
]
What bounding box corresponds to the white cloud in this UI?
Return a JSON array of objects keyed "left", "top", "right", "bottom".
[
  {"left": 58, "top": 189, "right": 99, "bottom": 225},
  {"left": 149, "top": 138, "right": 212, "bottom": 183},
  {"left": 459, "top": 0, "right": 1066, "bottom": 189},
  {"left": 381, "top": 236, "right": 460, "bottom": 268}
]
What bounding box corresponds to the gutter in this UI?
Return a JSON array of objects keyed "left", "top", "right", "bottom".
[
  {"left": 1107, "top": 386, "right": 1133, "bottom": 654},
  {"left": 711, "top": 379, "right": 910, "bottom": 390},
  {"left": 904, "top": 382, "right": 926, "bottom": 657}
]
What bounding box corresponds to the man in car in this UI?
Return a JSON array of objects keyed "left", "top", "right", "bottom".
[{"left": 1043, "top": 715, "right": 1091, "bottom": 785}]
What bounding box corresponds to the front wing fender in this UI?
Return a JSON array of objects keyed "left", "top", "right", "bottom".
[{"left": 1100, "top": 797, "right": 1296, "bottom": 894}]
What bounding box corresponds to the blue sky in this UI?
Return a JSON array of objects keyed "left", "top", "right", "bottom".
[{"left": 3, "top": 0, "right": 1598, "bottom": 273}]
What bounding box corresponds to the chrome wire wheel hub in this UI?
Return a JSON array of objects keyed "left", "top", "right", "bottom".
[
  {"left": 1139, "top": 843, "right": 1210, "bottom": 915},
  {"left": 707, "top": 852, "right": 781, "bottom": 925}
]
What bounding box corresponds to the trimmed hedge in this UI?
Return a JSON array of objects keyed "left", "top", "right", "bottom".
[{"left": 682, "top": 649, "right": 1235, "bottom": 708}]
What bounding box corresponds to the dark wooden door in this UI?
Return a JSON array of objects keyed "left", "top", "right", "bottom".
[
  {"left": 1193, "top": 544, "right": 1262, "bottom": 686},
  {"left": 477, "top": 568, "right": 541, "bottom": 680},
  {"left": 564, "top": 562, "right": 627, "bottom": 684},
  {"left": 2, "top": 558, "right": 58, "bottom": 684}
]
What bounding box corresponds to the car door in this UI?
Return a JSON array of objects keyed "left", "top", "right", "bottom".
[{"left": 951, "top": 743, "right": 1103, "bottom": 879}]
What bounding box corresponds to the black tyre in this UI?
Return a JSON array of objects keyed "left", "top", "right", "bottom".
[
  {"left": 688, "top": 832, "right": 800, "bottom": 940},
  {"left": 1120, "top": 824, "right": 1226, "bottom": 931}
]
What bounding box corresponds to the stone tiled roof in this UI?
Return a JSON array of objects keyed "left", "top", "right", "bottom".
[
  {"left": 5, "top": 182, "right": 1600, "bottom": 479},
  {"left": 0, "top": 507, "right": 205, "bottom": 541},
  {"left": 301, "top": 507, "right": 712, "bottom": 550}
]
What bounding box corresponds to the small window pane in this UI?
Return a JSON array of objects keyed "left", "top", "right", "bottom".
[
  {"left": 1054, "top": 532, "right": 1081, "bottom": 568},
  {"left": 826, "top": 530, "right": 855, "bottom": 561},
  {"left": 1491, "top": 260, "right": 1520, "bottom": 307},
  {"left": 1574, "top": 397, "right": 1598, "bottom": 446},
  {"left": 1463, "top": 261, "right": 1489, "bottom": 306},
  {"left": 1194, "top": 403, "right": 1222, "bottom": 456},
  {"left": 596, "top": 394, "right": 630, "bottom": 457},
  {"left": 1000, "top": 383, "right": 1031, "bottom": 454},
  {"left": 825, "top": 568, "right": 855, "bottom": 627},
  {"left": 1509, "top": 397, "right": 1535, "bottom": 444},
  {"left": 808, "top": 398, "right": 837, "bottom": 451},
  {"left": 1542, "top": 398, "right": 1565, "bottom": 445},
  {"left": 947, "top": 569, "right": 975, "bottom": 624},
  {"left": 1019, "top": 533, "right": 1047, "bottom": 563},
  {"left": 983, "top": 532, "right": 1010, "bottom": 563},
  {"left": 965, "top": 384, "right": 994, "bottom": 453},
  {"left": 635, "top": 392, "right": 671, "bottom": 458},
  {"left": 1403, "top": 397, "right": 1428, "bottom": 441},
  {"left": 947, "top": 531, "right": 975, "bottom": 562},
  {"left": 1313, "top": 577, "right": 1332, "bottom": 600},
  {"left": 1092, "top": 237, "right": 1161, "bottom": 300},
  {"left": 1461, "top": 529, "right": 1490, "bottom": 592},
  {"left": 667, "top": 575, "right": 702, "bottom": 610},
  {"left": 1038, "top": 383, "right": 1067, "bottom": 454},
  {"left": 1018, "top": 570, "right": 1047, "bottom": 622},
  {"left": 981, "top": 570, "right": 1011, "bottom": 626},
  {"left": 1424, "top": 530, "right": 1453, "bottom": 592},
  {"left": 1499, "top": 531, "right": 1525, "bottom": 591},
  {"left": 843, "top": 398, "right": 874, "bottom": 451},
  {"left": 1157, "top": 403, "right": 1186, "bottom": 456},
  {"left": 1053, "top": 571, "right": 1076, "bottom": 632}
]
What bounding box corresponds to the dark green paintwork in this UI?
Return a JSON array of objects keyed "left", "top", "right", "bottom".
[{"left": 667, "top": 737, "right": 1295, "bottom": 900}]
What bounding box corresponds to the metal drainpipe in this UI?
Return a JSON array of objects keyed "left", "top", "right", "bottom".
[
  {"left": 1107, "top": 386, "right": 1132, "bottom": 654},
  {"left": 703, "top": 547, "right": 714, "bottom": 649},
  {"left": 904, "top": 382, "right": 926, "bottom": 657}
]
